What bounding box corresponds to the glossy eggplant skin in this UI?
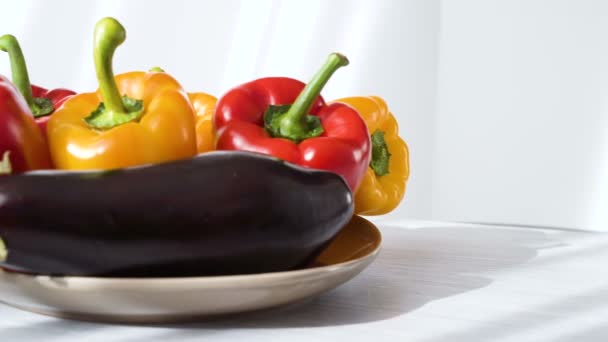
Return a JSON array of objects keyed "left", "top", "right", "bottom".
[{"left": 0, "top": 151, "right": 353, "bottom": 277}]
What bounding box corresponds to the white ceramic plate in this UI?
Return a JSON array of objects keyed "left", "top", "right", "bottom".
[{"left": 0, "top": 216, "right": 381, "bottom": 323}]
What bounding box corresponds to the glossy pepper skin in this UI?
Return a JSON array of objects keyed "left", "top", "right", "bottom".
[
  {"left": 0, "top": 152, "right": 353, "bottom": 277},
  {"left": 0, "top": 75, "right": 52, "bottom": 173},
  {"left": 47, "top": 18, "right": 196, "bottom": 170},
  {"left": 148, "top": 67, "right": 217, "bottom": 154},
  {"left": 215, "top": 53, "right": 371, "bottom": 192},
  {"left": 334, "top": 96, "right": 410, "bottom": 215},
  {"left": 188, "top": 92, "right": 217, "bottom": 153},
  {"left": 0, "top": 35, "right": 76, "bottom": 135}
]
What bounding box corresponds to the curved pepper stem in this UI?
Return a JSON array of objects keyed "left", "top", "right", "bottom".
[
  {"left": 285, "top": 53, "right": 349, "bottom": 123},
  {"left": 0, "top": 34, "right": 54, "bottom": 117},
  {"left": 265, "top": 53, "right": 349, "bottom": 142},
  {"left": 84, "top": 17, "right": 144, "bottom": 130}
]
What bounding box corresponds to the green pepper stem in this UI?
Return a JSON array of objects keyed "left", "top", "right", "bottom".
[
  {"left": 0, "top": 236, "right": 6, "bottom": 262},
  {"left": 0, "top": 34, "right": 36, "bottom": 108},
  {"left": 84, "top": 18, "right": 145, "bottom": 130},
  {"left": 94, "top": 17, "right": 128, "bottom": 116},
  {"left": 0, "top": 151, "right": 11, "bottom": 175},
  {"left": 370, "top": 130, "right": 391, "bottom": 177},
  {"left": 282, "top": 53, "right": 349, "bottom": 125},
  {"left": 264, "top": 53, "right": 349, "bottom": 142}
]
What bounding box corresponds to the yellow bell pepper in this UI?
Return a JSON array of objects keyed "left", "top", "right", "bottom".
[
  {"left": 333, "top": 96, "right": 410, "bottom": 215},
  {"left": 188, "top": 92, "right": 217, "bottom": 153},
  {"left": 48, "top": 18, "right": 196, "bottom": 170}
]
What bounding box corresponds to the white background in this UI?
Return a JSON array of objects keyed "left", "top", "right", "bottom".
[
  {"left": 434, "top": 0, "right": 608, "bottom": 231},
  {"left": 0, "top": 0, "right": 606, "bottom": 231}
]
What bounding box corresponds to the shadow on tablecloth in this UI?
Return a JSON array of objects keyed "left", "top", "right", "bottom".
[
  {"left": 0, "top": 223, "right": 562, "bottom": 337},
  {"left": 167, "top": 223, "right": 561, "bottom": 328}
]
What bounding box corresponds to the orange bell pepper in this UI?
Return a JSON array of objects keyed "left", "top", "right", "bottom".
[
  {"left": 48, "top": 18, "right": 196, "bottom": 170},
  {"left": 188, "top": 93, "right": 217, "bottom": 153},
  {"left": 148, "top": 67, "right": 217, "bottom": 154}
]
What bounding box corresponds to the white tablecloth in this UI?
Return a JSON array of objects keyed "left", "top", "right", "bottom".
[{"left": 2, "top": 220, "right": 607, "bottom": 341}]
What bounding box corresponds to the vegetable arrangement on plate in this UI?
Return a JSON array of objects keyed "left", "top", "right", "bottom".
[{"left": 0, "top": 17, "right": 409, "bottom": 277}]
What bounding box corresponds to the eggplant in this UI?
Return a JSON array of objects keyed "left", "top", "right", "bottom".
[{"left": 0, "top": 151, "right": 353, "bottom": 277}]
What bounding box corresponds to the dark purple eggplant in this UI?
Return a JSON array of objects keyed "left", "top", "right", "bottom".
[{"left": 0, "top": 151, "right": 353, "bottom": 277}]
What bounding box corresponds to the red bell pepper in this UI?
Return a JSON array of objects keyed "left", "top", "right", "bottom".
[
  {"left": 215, "top": 53, "right": 371, "bottom": 191},
  {"left": 0, "top": 34, "right": 75, "bottom": 134},
  {"left": 0, "top": 75, "right": 52, "bottom": 174}
]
